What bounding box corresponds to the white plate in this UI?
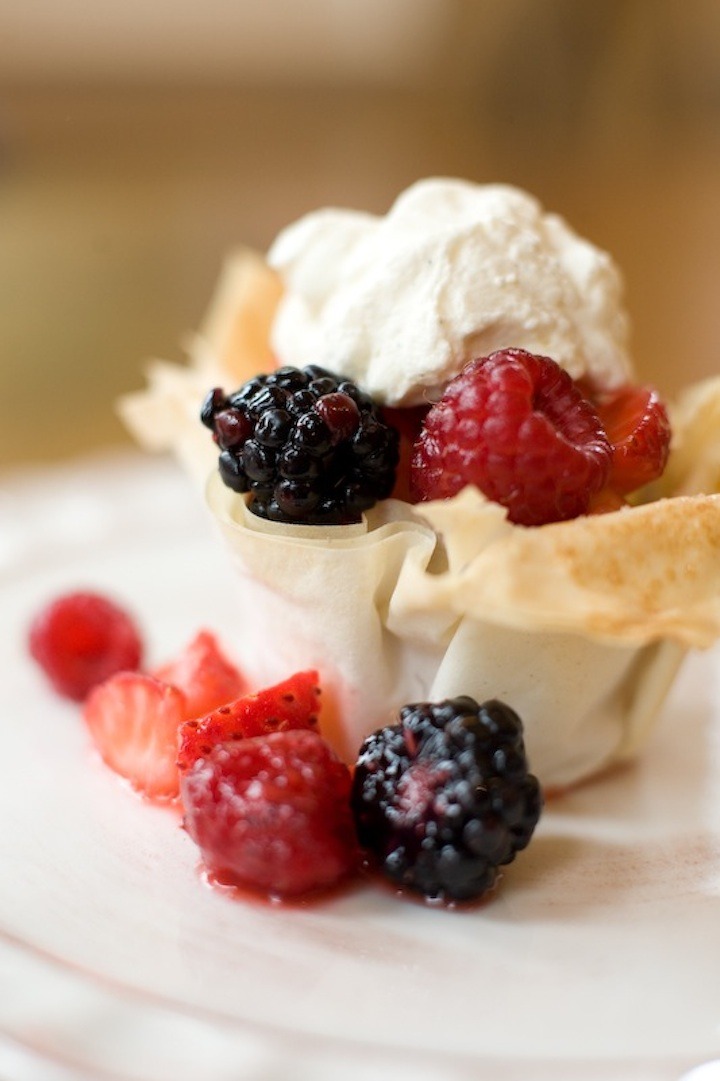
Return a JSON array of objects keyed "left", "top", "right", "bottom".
[{"left": 1, "top": 452, "right": 720, "bottom": 1081}]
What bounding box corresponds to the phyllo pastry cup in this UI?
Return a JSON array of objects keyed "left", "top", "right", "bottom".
[
  {"left": 120, "top": 248, "right": 720, "bottom": 791},
  {"left": 207, "top": 472, "right": 720, "bottom": 791}
]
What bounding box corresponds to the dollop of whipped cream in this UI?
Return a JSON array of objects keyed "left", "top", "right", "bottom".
[{"left": 268, "top": 178, "right": 633, "bottom": 406}]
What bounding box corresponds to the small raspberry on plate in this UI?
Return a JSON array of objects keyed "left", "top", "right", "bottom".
[
  {"left": 594, "top": 384, "right": 671, "bottom": 496},
  {"left": 153, "top": 630, "right": 245, "bottom": 720},
  {"left": 181, "top": 729, "right": 358, "bottom": 897},
  {"left": 84, "top": 672, "right": 187, "bottom": 799},
  {"left": 351, "top": 696, "right": 542, "bottom": 903},
  {"left": 29, "top": 591, "right": 143, "bottom": 701},
  {"left": 410, "top": 349, "right": 613, "bottom": 526}
]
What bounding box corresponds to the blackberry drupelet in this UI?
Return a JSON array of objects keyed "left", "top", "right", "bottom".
[
  {"left": 201, "top": 366, "right": 400, "bottom": 525},
  {"left": 351, "top": 697, "right": 542, "bottom": 903}
]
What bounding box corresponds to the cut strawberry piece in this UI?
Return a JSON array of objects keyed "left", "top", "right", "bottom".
[
  {"left": 177, "top": 670, "right": 320, "bottom": 774},
  {"left": 29, "top": 591, "right": 143, "bottom": 701},
  {"left": 153, "top": 631, "right": 245, "bottom": 720},
  {"left": 84, "top": 672, "right": 187, "bottom": 799},
  {"left": 181, "top": 729, "right": 357, "bottom": 896},
  {"left": 595, "top": 384, "right": 671, "bottom": 496}
]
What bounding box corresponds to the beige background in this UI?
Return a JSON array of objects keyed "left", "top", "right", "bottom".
[{"left": 2, "top": 0, "right": 720, "bottom": 467}]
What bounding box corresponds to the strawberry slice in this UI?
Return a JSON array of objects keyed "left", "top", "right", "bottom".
[
  {"left": 595, "top": 384, "right": 671, "bottom": 496},
  {"left": 84, "top": 672, "right": 187, "bottom": 799},
  {"left": 153, "top": 631, "right": 245, "bottom": 720},
  {"left": 177, "top": 670, "right": 321, "bottom": 774}
]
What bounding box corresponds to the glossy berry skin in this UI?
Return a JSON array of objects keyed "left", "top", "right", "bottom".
[
  {"left": 177, "top": 670, "right": 320, "bottom": 774},
  {"left": 181, "top": 729, "right": 358, "bottom": 897},
  {"left": 29, "top": 591, "right": 143, "bottom": 701},
  {"left": 153, "top": 630, "right": 245, "bottom": 721},
  {"left": 594, "top": 384, "right": 671, "bottom": 495},
  {"left": 201, "top": 365, "right": 400, "bottom": 525},
  {"left": 410, "top": 349, "right": 613, "bottom": 526},
  {"left": 351, "top": 697, "right": 542, "bottom": 903}
]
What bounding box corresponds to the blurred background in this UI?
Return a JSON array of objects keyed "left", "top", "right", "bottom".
[{"left": 1, "top": 0, "right": 720, "bottom": 467}]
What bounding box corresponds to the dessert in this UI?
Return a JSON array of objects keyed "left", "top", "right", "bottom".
[
  {"left": 120, "top": 177, "right": 720, "bottom": 799},
  {"left": 25, "top": 178, "right": 720, "bottom": 906}
]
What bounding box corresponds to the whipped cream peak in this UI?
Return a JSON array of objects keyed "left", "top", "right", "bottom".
[{"left": 267, "top": 177, "right": 634, "bottom": 406}]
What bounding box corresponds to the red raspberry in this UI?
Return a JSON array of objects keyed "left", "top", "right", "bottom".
[
  {"left": 29, "top": 591, "right": 143, "bottom": 701},
  {"left": 410, "top": 349, "right": 612, "bottom": 526},
  {"left": 181, "top": 729, "right": 358, "bottom": 897},
  {"left": 594, "top": 384, "right": 671, "bottom": 496}
]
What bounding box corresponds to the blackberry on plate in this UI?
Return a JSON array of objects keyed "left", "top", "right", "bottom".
[
  {"left": 201, "top": 365, "right": 400, "bottom": 525},
  {"left": 351, "top": 697, "right": 542, "bottom": 903}
]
